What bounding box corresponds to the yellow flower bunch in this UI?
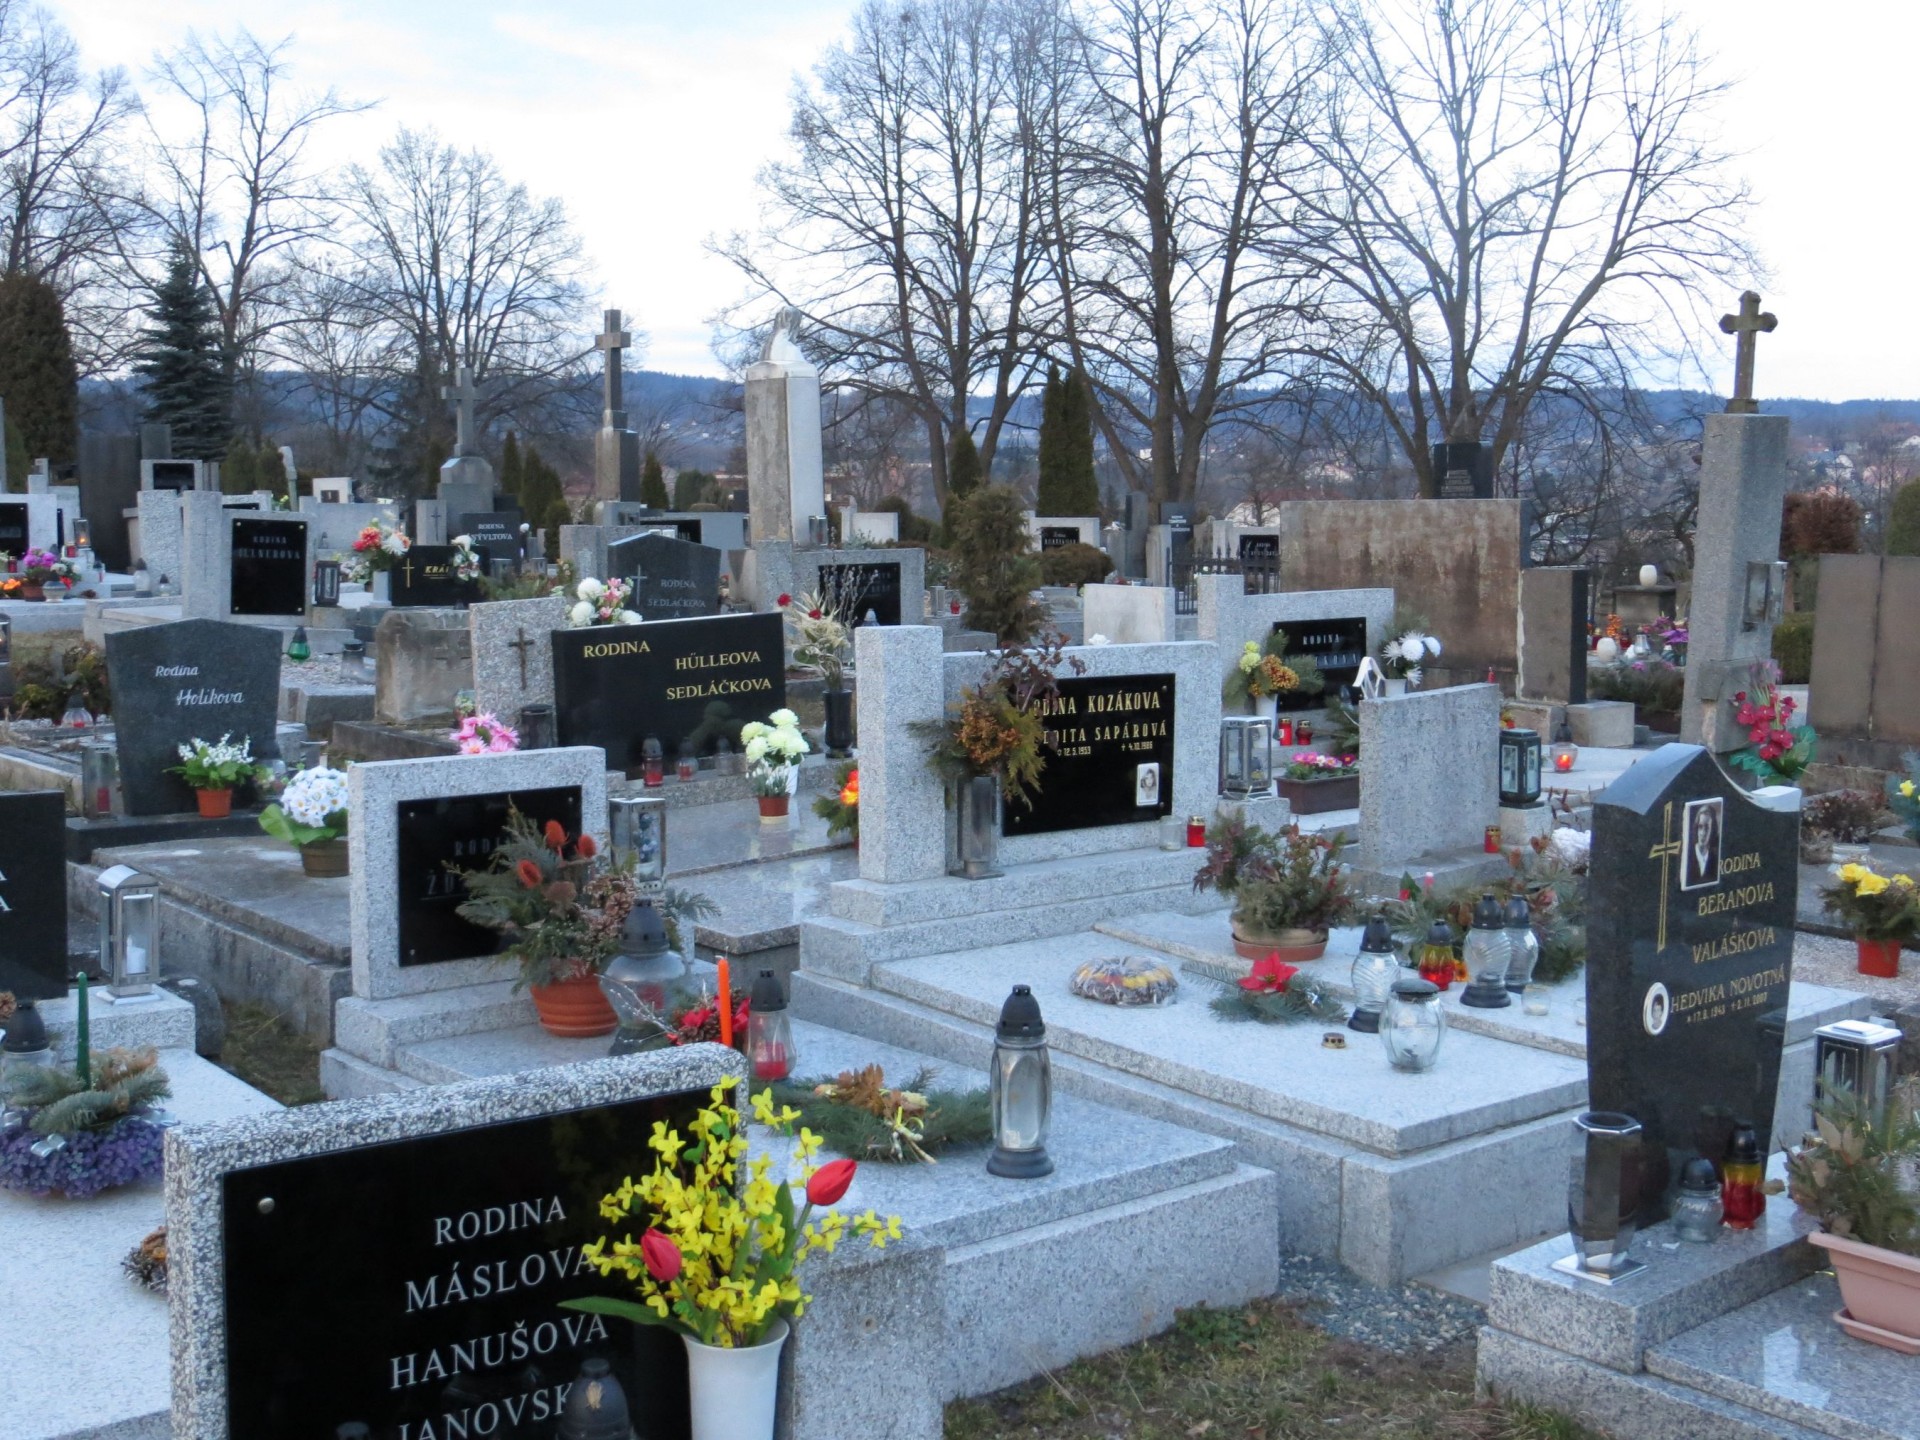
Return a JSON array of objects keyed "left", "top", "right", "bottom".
[
  {"left": 1824, "top": 865, "right": 1919, "bottom": 943},
  {"left": 565, "top": 1085, "right": 902, "bottom": 1349}
]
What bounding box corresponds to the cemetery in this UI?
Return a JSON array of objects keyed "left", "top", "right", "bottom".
[{"left": 2, "top": 8, "right": 1919, "bottom": 1440}]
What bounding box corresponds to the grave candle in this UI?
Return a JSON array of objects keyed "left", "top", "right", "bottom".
[
  {"left": 641, "top": 735, "right": 664, "bottom": 787},
  {"left": 1296, "top": 721, "right": 1313, "bottom": 745},
  {"left": 715, "top": 955, "right": 733, "bottom": 1048},
  {"left": 75, "top": 970, "right": 90, "bottom": 1087},
  {"left": 1720, "top": 1122, "right": 1765, "bottom": 1229},
  {"left": 1186, "top": 815, "right": 1206, "bottom": 847},
  {"left": 1277, "top": 718, "right": 1293, "bottom": 746}
]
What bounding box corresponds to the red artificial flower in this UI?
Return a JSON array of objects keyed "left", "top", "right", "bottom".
[
  {"left": 1238, "top": 954, "right": 1300, "bottom": 994},
  {"left": 514, "top": 859, "right": 543, "bottom": 889},
  {"left": 640, "top": 1227, "right": 683, "bottom": 1283},
  {"left": 776, "top": 593, "right": 792, "bottom": 607},
  {"left": 806, "top": 1158, "right": 857, "bottom": 1206},
  {"left": 808, "top": 608, "right": 822, "bottom": 620},
  {"left": 575, "top": 832, "right": 598, "bottom": 858},
  {"left": 543, "top": 819, "right": 568, "bottom": 851}
]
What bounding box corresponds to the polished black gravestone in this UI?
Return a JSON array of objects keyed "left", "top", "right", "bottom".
[
  {"left": 608, "top": 531, "right": 722, "bottom": 621},
  {"left": 0, "top": 791, "right": 68, "bottom": 1000},
  {"left": 228, "top": 515, "right": 308, "bottom": 617},
  {"left": 1433, "top": 441, "right": 1494, "bottom": 499},
  {"left": 0, "top": 500, "right": 28, "bottom": 557},
  {"left": 1271, "top": 617, "right": 1368, "bottom": 712},
  {"left": 818, "top": 560, "right": 903, "bottom": 626},
  {"left": 553, "top": 612, "right": 784, "bottom": 770},
  {"left": 459, "top": 509, "right": 525, "bottom": 560},
  {"left": 1039, "top": 526, "right": 1080, "bottom": 552},
  {"left": 397, "top": 785, "right": 582, "bottom": 967},
  {"left": 392, "top": 544, "right": 483, "bottom": 608},
  {"left": 146, "top": 459, "right": 198, "bottom": 492},
  {"left": 1586, "top": 743, "right": 1799, "bottom": 1218},
  {"left": 104, "top": 619, "right": 283, "bottom": 815},
  {"left": 222, "top": 1089, "right": 701, "bottom": 1440},
  {"left": 1005, "top": 672, "right": 1176, "bottom": 837}
]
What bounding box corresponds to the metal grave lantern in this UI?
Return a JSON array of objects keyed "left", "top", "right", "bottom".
[
  {"left": 1498, "top": 727, "right": 1542, "bottom": 807},
  {"left": 313, "top": 558, "right": 342, "bottom": 608},
  {"left": 609, "top": 795, "right": 667, "bottom": 890},
  {"left": 601, "top": 901, "right": 680, "bottom": 1056},
  {"left": 1813, "top": 1018, "right": 1903, "bottom": 1130},
  {"left": 987, "top": 984, "right": 1053, "bottom": 1178},
  {"left": 1218, "top": 715, "right": 1274, "bottom": 799},
  {"left": 1353, "top": 655, "right": 1387, "bottom": 702},
  {"left": 96, "top": 865, "right": 161, "bottom": 1001}
]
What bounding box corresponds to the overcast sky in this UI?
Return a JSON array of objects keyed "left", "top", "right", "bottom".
[{"left": 48, "top": 0, "right": 1919, "bottom": 402}]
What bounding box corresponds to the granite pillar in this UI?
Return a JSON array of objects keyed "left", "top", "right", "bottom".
[{"left": 854, "top": 625, "right": 947, "bottom": 883}]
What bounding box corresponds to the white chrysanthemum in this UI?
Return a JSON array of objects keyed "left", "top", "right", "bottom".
[
  {"left": 381, "top": 531, "right": 410, "bottom": 556},
  {"left": 577, "top": 577, "right": 607, "bottom": 602},
  {"left": 769, "top": 708, "right": 799, "bottom": 728},
  {"left": 1550, "top": 827, "right": 1592, "bottom": 866},
  {"left": 744, "top": 736, "right": 769, "bottom": 764},
  {"left": 1424, "top": 635, "right": 1443, "bottom": 657},
  {"left": 451, "top": 534, "right": 471, "bottom": 549},
  {"left": 1087, "top": 633, "right": 1111, "bottom": 646},
  {"left": 740, "top": 721, "right": 767, "bottom": 743},
  {"left": 617, "top": 610, "right": 642, "bottom": 625},
  {"left": 569, "top": 600, "right": 595, "bottom": 627}
]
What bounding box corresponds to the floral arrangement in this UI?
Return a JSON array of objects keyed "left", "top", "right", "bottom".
[
  {"left": 169, "top": 734, "right": 263, "bottom": 792},
  {"left": 1888, "top": 759, "right": 1920, "bottom": 844},
  {"left": 1384, "top": 834, "right": 1591, "bottom": 983},
  {"left": 1789, "top": 1083, "right": 1920, "bottom": 1257},
  {"left": 1380, "top": 629, "right": 1443, "bottom": 683},
  {"left": 913, "top": 631, "right": 1085, "bottom": 810},
  {"left": 1600, "top": 613, "right": 1628, "bottom": 647},
  {"left": 1804, "top": 789, "right": 1890, "bottom": 846},
  {"left": 1209, "top": 954, "right": 1344, "bottom": 1025},
  {"left": 345, "top": 520, "right": 409, "bottom": 579},
  {"left": 0, "top": 1047, "right": 171, "bottom": 1198},
  {"left": 812, "top": 760, "right": 859, "bottom": 841},
  {"left": 1193, "top": 816, "right": 1360, "bottom": 937},
  {"left": 1227, "top": 642, "right": 1299, "bottom": 703},
  {"left": 569, "top": 576, "right": 641, "bottom": 627},
  {"left": 259, "top": 766, "right": 349, "bottom": 847},
  {"left": 762, "top": 1065, "right": 993, "bottom": 1165},
  {"left": 562, "top": 1085, "right": 903, "bottom": 1348},
  {"left": 1647, "top": 615, "right": 1688, "bottom": 656},
  {"left": 778, "top": 590, "right": 851, "bottom": 690},
  {"left": 742, "top": 709, "right": 809, "bottom": 799},
  {"left": 1727, "top": 662, "right": 1815, "bottom": 781},
  {"left": 448, "top": 534, "right": 484, "bottom": 583},
  {"left": 449, "top": 711, "right": 519, "bottom": 755},
  {"left": 1281, "top": 751, "right": 1358, "bottom": 782},
  {"left": 18, "top": 546, "right": 76, "bottom": 587},
  {"left": 453, "top": 814, "right": 638, "bottom": 989},
  {"left": 1821, "top": 864, "right": 1918, "bottom": 942},
  {"left": 646, "top": 987, "right": 752, "bottom": 1050}
]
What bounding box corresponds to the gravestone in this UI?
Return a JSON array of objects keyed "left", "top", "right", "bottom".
[
  {"left": 0, "top": 791, "right": 68, "bottom": 1000},
  {"left": 1039, "top": 526, "right": 1079, "bottom": 552},
  {"left": 1356, "top": 684, "right": 1500, "bottom": 874},
  {"left": 398, "top": 786, "right": 584, "bottom": 967},
  {"left": 819, "top": 559, "right": 903, "bottom": 626},
  {"left": 229, "top": 516, "right": 309, "bottom": 617},
  {"left": 608, "top": 531, "right": 722, "bottom": 621},
  {"left": 1005, "top": 673, "right": 1176, "bottom": 837},
  {"left": 1517, "top": 567, "right": 1589, "bottom": 705},
  {"left": 374, "top": 609, "right": 474, "bottom": 725},
  {"left": 469, "top": 595, "right": 569, "bottom": 724},
  {"left": 166, "top": 1049, "right": 739, "bottom": 1440},
  {"left": 552, "top": 611, "right": 784, "bottom": 768},
  {"left": 458, "top": 509, "right": 525, "bottom": 562},
  {"left": 745, "top": 309, "right": 826, "bottom": 545},
  {"left": 141, "top": 458, "right": 202, "bottom": 492},
  {"left": 104, "top": 619, "right": 282, "bottom": 815},
  {"left": 1271, "top": 617, "right": 1368, "bottom": 710},
  {"left": 1586, "top": 743, "right": 1798, "bottom": 1216},
  {"left": 0, "top": 499, "right": 27, "bottom": 557},
  {"left": 390, "top": 545, "right": 482, "bottom": 608},
  {"left": 1432, "top": 441, "right": 1494, "bottom": 499},
  {"left": 435, "top": 363, "right": 497, "bottom": 506}
]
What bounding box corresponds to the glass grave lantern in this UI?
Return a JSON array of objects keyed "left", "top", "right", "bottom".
[
  {"left": 1813, "top": 1019, "right": 1903, "bottom": 1132},
  {"left": 1380, "top": 975, "right": 1446, "bottom": 1072},
  {"left": 746, "top": 968, "right": 796, "bottom": 1081},
  {"left": 0, "top": 995, "right": 52, "bottom": 1081},
  {"left": 285, "top": 625, "right": 312, "bottom": 663},
  {"left": 312, "top": 559, "right": 342, "bottom": 608},
  {"left": 1459, "top": 893, "right": 1513, "bottom": 1009},
  {"left": 601, "top": 901, "right": 680, "bottom": 1056},
  {"left": 1550, "top": 718, "right": 1579, "bottom": 776},
  {"left": 1503, "top": 894, "right": 1541, "bottom": 993},
  {"left": 1347, "top": 914, "right": 1399, "bottom": 1034},
  {"left": 518, "top": 702, "right": 556, "bottom": 751},
  {"left": 96, "top": 864, "right": 161, "bottom": 1002},
  {"left": 1218, "top": 716, "right": 1274, "bottom": 800},
  {"left": 1498, "top": 727, "right": 1542, "bottom": 807},
  {"left": 339, "top": 637, "right": 368, "bottom": 680},
  {"left": 641, "top": 735, "right": 665, "bottom": 787},
  {"left": 609, "top": 795, "right": 667, "bottom": 888},
  {"left": 1671, "top": 1157, "right": 1723, "bottom": 1244},
  {"left": 986, "top": 984, "right": 1053, "bottom": 1178},
  {"left": 80, "top": 739, "right": 119, "bottom": 820}
]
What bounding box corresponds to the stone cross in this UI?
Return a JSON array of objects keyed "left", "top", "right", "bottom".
[
  {"left": 596, "top": 309, "right": 630, "bottom": 426},
  {"left": 1718, "top": 292, "right": 1777, "bottom": 416},
  {"left": 508, "top": 627, "right": 535, "bottom": 685},
  {"left": 441, "top": 364, "right": 480, "bottom": 456}
]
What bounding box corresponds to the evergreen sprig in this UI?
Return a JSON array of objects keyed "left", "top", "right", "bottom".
[
  {"left": 763, "top": 1067, "right": 993, "bottom": 1164},
  {"left": 1208, "top": 981, "right": 1345, "bottom": 1025},
  {"left": 3, "top": 1047, "right": 171, "bottom": 1136}
]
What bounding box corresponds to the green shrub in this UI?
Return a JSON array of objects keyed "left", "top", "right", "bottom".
[
  {"left": 1037, "top": 541, "right": 1112, "bottom": 588},
  {"left": 1890, "top": 479, "right": 1920, "bottom": 557},
  {"left": 10, "top": 639, "right": 110, "bottom": 719},
  {"left": 873, "top": 494, "right": 937, "bottom": 544},
  {"left": 1772, "top": 611, "right": 1814, "bottom": 684},
  {"left": 947, "top": 485, "right": 1042, "bottom": 645},
  {"left": 1588, "top": 658, "right": 1685, "bottom": 714}
]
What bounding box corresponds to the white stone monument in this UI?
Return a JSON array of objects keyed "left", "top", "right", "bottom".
[{"left": 746, "top": 308, "right": 826, "bottom": 547}]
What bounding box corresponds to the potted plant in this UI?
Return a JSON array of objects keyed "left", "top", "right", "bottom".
[
  {"left": 812, "top": 760, "right": 858, "bottom": 846},
  {"left": 169, "top": 734, "right": 264, "bottom": 817},
  {"left": 1821, "top": 863, "right": 1917, "bottom": 978},
  {"left": 1379, "top": 623, "right": 1442, "bottom": 695},
  {"left": 741, "top": 708, "right": 808, "bottom": 820},
  {"left": 1193, "top": 813, "right": 1360, "bottom": 961},
  {"left": 17, "top": 546, "right": 76, "bottom": 601},
  {"left": 345, "top": 520, "right": 410, "bottom": 601},
  {"left": 1275, "top": 751, "right": 1360, "bottom": 814},
  {"left": 563, "top": 1086, "right": 904, "bottom": 1440},
  {"left": 1803, "top": 789, "right": 1891, "bottom": 866},
  {"left": 1727, "top": 661, "right": 1815, "bottom": 784},
  {"left": 568, "top": 575, "right": 642, "bottom": 626},
  {"left": 1789, "top": 1083, "right": 1920, "bottom": 1351},
  {"left": 259, "top": 766, "right": 351, "bottom": 876},
  {"left": 780, "top": 590, "right": 854, "bottom": 755},
  {"left": 454, "top": 813, "right": 637, "bottom": 1036},
  {"left": 0, "top": 1045, "right": 171, "bottom": 1198}
]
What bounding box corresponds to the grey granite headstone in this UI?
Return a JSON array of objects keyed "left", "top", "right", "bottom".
[
  {"left": 469, "top": 595, "right": 569, "bottom": 723},
  {"left": 374, "top": 608, "right": 473, "bottom": 725},
  {"left": 105, "top": 619, "right": 283, "bottom": 815},
  {"left": 1357, "top": 683, "right": 1501, "bottom": 873},
  {"left": 608, "top": 531, "right": 722, "bottom": 621}
]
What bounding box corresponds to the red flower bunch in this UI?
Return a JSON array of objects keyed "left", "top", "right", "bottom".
[
  {"left": 669, "top": 996, "right": 752, "bottom": 1049},
  {"left": 1238, "top": 954, "right": 1300, "bottom": 994},
  {"left": 776, "top": 593, "right": 792, "bottom": 606},
  {"left": 1733, "top": 687, "right": 1800, "bottom": 762}
]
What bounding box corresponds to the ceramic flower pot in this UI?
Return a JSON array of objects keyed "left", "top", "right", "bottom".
[
  {"left": 1276, "top": 774, "right": 1360, "bottom": 814},
  {"left": 298, "top": 838, "right": 350, "bottom": 878},
  {"left": 1382, "top": 677, "right": 1409, "bottom": 697},
  {"left": 1811, "top": 1231, "right": 1920, "bottom": 1351},
  {"left": 1857, "top": 936, "right": 1903, "bottom": 979},
  {"left": 20, "top": 581, "right": 43, "bottom": 601},
  {"left": 757, "top": 794, "right": 790, "bottom": 821},
  {"left": 196, "top": 787, "right": 233, "bottom": 819},
  {"left": 1230, "top": 919, "right": 1327, "bottom": 964},
  {"left": 683, "top": 1319, "right": 788, "bottom": 1440},
  {"left": 529, "top": 973, "right": 617, "bottom": 1037}
]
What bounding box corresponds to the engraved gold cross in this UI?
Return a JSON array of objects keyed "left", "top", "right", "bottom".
[{"left": 1647, "top": 800, "right": 1682, "bottom": 951}]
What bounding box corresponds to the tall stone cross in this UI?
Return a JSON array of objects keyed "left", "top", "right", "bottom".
[
  {"left": 441, "top": 364, "right": 480, "bottom": 457},
  {"left": 596, "top": 309, "right": 630, "bottom": 427},
  {"left": 1718, "top": 291, "right": 1777, "bottom": 416}
]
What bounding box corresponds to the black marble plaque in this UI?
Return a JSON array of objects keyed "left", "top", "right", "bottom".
[
  {"left": 1039, "top": 526, "right": 1080, "bottom": 552},
  {"left": 608, "top": 532, "right": 721, "bottom": 621},
  {"left": 1586, "top": 744, "right": 1798, "bottom": 1217},
  {"left": 0, "top": 791, "right": 67, "bottom": 1000},
  {"left": 229, "top": 516, "right": 308, "bottom": 617},
  {"left": 552, "top": 613, "right": 784, "bottom": 769},
  {"left": 818, "top": 561, "right": 903, "bottom": 626},
  {"left": 147, "top": 459, "right": 198, "bottom": 492},
  {"left": 1271, "top": 617, "right": 1368, "bottom": 711},
  {"left": 459, "top": 509, "right": 525, "bottom": 559},
  {"left": 1004, "top": 672, "right": 1176, "bottom": 836},
  {"left": 397, "top": 786, "right": 582, "bottom": 967},
  {"left": 1433, "top": 441, "right": 1493, "bottom": 499},
  {"left": 104, "top": 619, "right": 283, "bottom": 815},
  {"left": 221, "top": 1089, "right": 702, "bottom": 1440},
  {"left": 1237, "top": 533, "right": 1278, "bottom": 561},
  {"left": 392, "top": 545, "right": 483, "bottom": 608},
  {"left": 0, "top": 500, "right": 27, "bottom": 557}
]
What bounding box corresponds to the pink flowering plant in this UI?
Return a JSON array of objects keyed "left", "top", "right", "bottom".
[
  {"left": 1727, "top": 661, "right": 1814, "bottom": 782},
  {"left": 19, "top": 547, "right": 76, "bottom": 586},
  {"left": 1281, "top": 751, "right": 1358, "bottom": 782},
  {"left": 450, "top": 712, "right": 520, "bottom": 755}
]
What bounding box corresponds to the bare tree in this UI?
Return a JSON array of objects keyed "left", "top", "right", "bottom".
[{"left": 824, "top": 387, "right": 920, "bottom": 509}]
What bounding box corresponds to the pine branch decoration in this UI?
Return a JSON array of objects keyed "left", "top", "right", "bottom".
[
  {"left": 764, "top": 1066, "right": 993, "bottom": 1164},
  {"left": 1209, "top": 980, "right": 1345, "bottom": 1025}
]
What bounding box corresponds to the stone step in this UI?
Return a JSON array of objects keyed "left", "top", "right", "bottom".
[
  {"left": 318, "top": 1044, "right": 427, "bottom": 1099},
  {"left": 826, "top": 845, "right": 1211, "bottom": 928},
  {"left": 332, "top": 979, "right": 536, "bottom": 1071}
]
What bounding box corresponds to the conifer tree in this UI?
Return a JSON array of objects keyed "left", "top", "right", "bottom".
[
  {"left": 640, "top": 451, "right": 670, "bottom": 509},
  {"left": 1059, "top": 370, "right": 1099, "bottom": 516},
  {"left": 947, "top": 424, "right": 982, "bottom": 502},
  {"left": 4, "top": 417, "right": 27, "bottom": 492},
  {"left": 134, "top": 247, "right": 232, "bottom": 460},
  {"left": 673, "top": 467, "right": 712, "bottom": 510},
  {"left": 0, "top": 272, "right": 79, "bottom": 473},
  {"left": 222, "top": 436, "right": 259, "bottom": 494},
  {"left": 1035, "top": 368, "right": 1068, "bottom": 514},
  {"left": 949, "top": 484, "right": 1043, "bottom": 645},
  {"left": 1890, "top": 479, "right": 1920, "bottom": 558},
  {"left": 499, "top": 431, "right": 524, "bottom": 503}
]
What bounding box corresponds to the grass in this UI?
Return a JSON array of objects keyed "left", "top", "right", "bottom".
[
  {"left": 216, "top": 1000, "right": 326, "bottom": 1106},
  {"left": 944, "top": 1300, "right": 1606, "bottom": 1440}
]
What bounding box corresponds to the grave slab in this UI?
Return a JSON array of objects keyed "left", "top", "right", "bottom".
[{"left": 1568, "top": 699, "right": 1636, "bottom": 747}]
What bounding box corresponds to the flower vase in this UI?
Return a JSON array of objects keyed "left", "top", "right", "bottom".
[
  {"left": 757, "top": 794, "right": 790, "bottom": 822},
  {"left": 823, "top": 685, "right": 856, "bottom": 758},
  {"left": 298, "top": 838, "right": 350, "bottom": 878},
  {"left": 195, "top": 788, "right": 233, "bottom": 819},
  {"left": 955, "top": 774, "right": 1003, "bottom": 880},
  {"left": 528, "top": 973, "right": 618, "bottom": 1037},
  {"left": 372, "top": 570, "right": 391, "bottom": 603},
  {"left": 683, "top": 1319, "right": 788, "bottom": 1440},
  {"left": 1251, "top": 693, "right": 1277, "bottom": 719},
  {"left": 1230, "top": 919, "right": 1327, "bottom": 964},
  {"left": 1382, "top": 677, "right": 1409, "bottom": 697},
  {"left": 1857, "top": 937, "right": 1902, "bottom": 979}
]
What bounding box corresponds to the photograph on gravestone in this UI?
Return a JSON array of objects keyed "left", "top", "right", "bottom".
[
  {"left": 397, "top": 785, "right": 583, "bottom": 967},
  {"left": 818, "top": 560, "right": 903, "bottom": 626},
  {"left": 1039, "top": 526, "right": 1080, "bottom": 552},
  {"left": 460, "top": 510, "right": 525, "bottom": 559},
  {"left": 553, "top": 612, "right": 784, "bottom": 769},
  {"left": 0, "top": 500, "right": 28, "bottom": 557},
  {"left": 1005, "top": 673, "right": 1176, "bottom": 836},
  {"left": 104, "top": 619, "right": 282, "bottom": 815},
  {"left": 1585, "top": 744, "right": 1798, "bottom": 1218},
  {"left": 148, "top": 459, "right": 197, "bottom": 492},
  {"left": 1432, "top": 441, "right": 1494, "bottom": 499},
  {"left": 1271, "top": 618, "right": 1368, "bottom": 711},
  {"left": 391, "top": 544, "right": 483, "bottom": 608},
  {"left": 0, "top": 791, "right": 68, "bottom": 1000},
  {"left": 228, "top": 516, "right": 308, "bottom": 617},
  {"left": 608, "top": 531, "right": 722, "bottom": 621},
  {"left": 220, "top": 1090, "right": 702, "bottom": 1439}
]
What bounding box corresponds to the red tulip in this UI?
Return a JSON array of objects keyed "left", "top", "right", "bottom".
[
  {"left": 641, "top": 1227, "right": 682, "bottom": 1283},
  {"left": 806, "top": 1158, "right": 857, "bottom": 1206}
]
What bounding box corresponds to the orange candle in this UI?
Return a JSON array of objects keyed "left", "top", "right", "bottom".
[{"left": 716, "top": 956, "right": 733, "bottom": 1047}]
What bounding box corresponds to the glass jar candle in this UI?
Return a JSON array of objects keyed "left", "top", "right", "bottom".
[
  {"left": 1277, "top": 718, "right": 1294, "bottom": 746},
  {"left": 1347, "top": 914, "right": 1399, "bottom": 1034},
  {"left": 1459, "top": 894, "right": 1513, "bottom": 1008},
  {"left": 1671, "top": 1158, "right": 1723, "bottom": 1243},
  {"left": 676, "top": 742, "right": 698, "bottom": 783},
  {"left": 1721, "top": 1121, "right": 1765, "bottom": 1229},
  {"left": 1503, "top": 895, "right": 1541, "bottom": 992},
  {"left": 746, "top": 969, "right": 796, "bottom": 1081},
  {"left": 1159, "top": 815, "right": 1186, "bottom": 851},
  {"left": 1380, "top": 975, "right": 1446, "bottom": 1072},
  {"left": 1296, "top": 721, "right": 1313, "bottom": 745},
  {"left": 1186, "top": 815, "right": 1206, "bottom": 847},
  {"left": 641, "top": 735, "right": 664, "bottom": 787},
  {"left": 1415, "top": 919, "right": 1456, "bottom": 991}
]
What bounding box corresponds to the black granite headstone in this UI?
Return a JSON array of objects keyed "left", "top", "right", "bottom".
[
  {"left": 1586, "top": 744, "right": 1799, "bottom": 1217},
  {"left": 458, "top": 509, "right": 525, "bottom": 559},
  {"left": 396, "top": 786, "right": 583, "bottom": 967},
  {"left": 228, "top": 516, "right": 308, "bottom": 617},
  {"left": 147, "top": 460, "right": 197, "bottom": 492},
  {"left": 221, "top": 1087, "right": 700, "bottom": 1439},
  {"left": 1271, "top": 617, "right": 1368, "bottom": 711},
  {"left": 105, "top": 619, "right": 283, "bottom": 815},
  {"left": 1432, "top": 441, "right": 1494, "bottom": 499},
  {"left": 552, "top": 612, "right": 784, "bottom": 769},
  {"left": 0, "top": 791, "right": 68, "bottom": 1000},
  {"left": 1039, "top": 526, "right": 1080, "bottom": 552},
  {"left": 818, "top": 560, "right": 903, "bottom": 626},
  {"left": 391, "top": 545, "right": 482, "bottom": 608},
  {"left": 1004, "top": 672, "right": 1176, "bottom": 836},
  {"left": 0, "top": 500, "right": 28, "bottom": 558},
  {"left": 1237, "top": 533, "right": 1278, "bottom": 561},
  {"left": 607, "top": 531, "right": 722, "bottom": 621}
]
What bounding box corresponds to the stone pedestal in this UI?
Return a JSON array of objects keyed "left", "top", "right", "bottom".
[
  {"left": 594, "top": 424, "right": 640, "bottom": 502},
  {"left": 1566, "top": 700, "right": 1636, "bottom": 748},
  {"left": 745, "top": 326, "right": 826, "bottom": 546},
  {"left": 853, "top": 625, "right": 946, "bottom": 884},
  {"left": 1517, "top": 567, "right": 1588, "bottom": 704}
]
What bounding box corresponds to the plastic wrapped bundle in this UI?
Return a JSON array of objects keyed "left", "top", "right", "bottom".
[{"left": 1068, "top": 955, "right": 1179, "bottom": 1007}]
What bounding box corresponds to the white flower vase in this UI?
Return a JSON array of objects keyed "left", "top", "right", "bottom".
[
  {"left": 1383, "top": 677, "right": 1408, "bottom": 697},
  {"left": 684, "top": 1319, "right": 788, "bottom": 1440},
  {"left": 1252, "top": 693, "right": 1278, "bottom": 719},
  {"left": 372, "top": 570, "right": 391, "bottom": 603}
]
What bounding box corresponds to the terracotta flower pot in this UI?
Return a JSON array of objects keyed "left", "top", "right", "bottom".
[
  {"left": 1231, "top": 919, "right": 1327, "bottom": 964},
  {"left": 1276, "top": 774, "right": 1359, "bottom": 815},
  {"left": 20, "top": 581, "right": 43, "bottom": 601},
  {"left": 298, "top": 838, "right": 349, "bottom": 878},
  {"left": 1857, "top": 936, "right": 1903, "bottom": 979},
  {"left": 195, "top": 788, "right": 233, "bottom": 818},
  {"left": 757, "top": 794, "right": 790, "bottom": 821},
  {"left": 528, "top": 973, "right": 617, "bottom": 1038},
  {"left": 1811, "top": 1230, "right": 1920, "bottom": 1351}
]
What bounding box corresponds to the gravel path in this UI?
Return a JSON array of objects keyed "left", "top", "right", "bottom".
[{"left": 1274, "top": 1255, "right": 1485, "bottom": 1355}]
